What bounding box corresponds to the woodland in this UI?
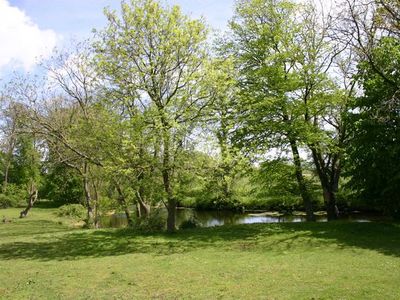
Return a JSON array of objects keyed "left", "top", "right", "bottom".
[{"left": 1, "top": 0, "right": 399, "bottom": 232}]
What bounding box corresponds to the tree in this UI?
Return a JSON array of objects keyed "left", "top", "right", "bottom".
[
  {"left": 229, "top": 0, "right": 318, "bottom": 220},
  {"left": 11, "top": 134, "right": 42, "bottom": 218},
  {"left": 339, "top": 0, "right": 400, "bottom": 216},
  {"left": 1, "top": 79, "right": 42, "bottom": 214},
  {"left": 294, "top": 2, "right": 355, "bottom": 220},
  {"left": 229, "top": 0, "right": 358, "bottom": 220},
  {"left": 339, "top": 0, "right": 400, "bottom": 90},
  {"left": 0, "top": 97, "right": 20, "bottom": 192},
  {"left": 346, "top": 37, "right": 400, "bottom": 216},
  {"left": 42, "top": 42, "right": 104, "bottom": 227},
  {"left": 95, "top": 0, "right": 210, "bottom": 231},
  {"left": 250, "top": 159, "right": 320, "bottom": 211},
  {"left": 40, "top": 160, "right": 84, "bottom": 205}
]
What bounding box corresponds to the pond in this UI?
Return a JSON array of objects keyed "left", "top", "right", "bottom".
[{"left": 99, "top": 208, "right": 388, "bottom": 228}]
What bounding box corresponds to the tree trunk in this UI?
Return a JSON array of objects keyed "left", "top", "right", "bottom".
[
  {"left": 136, "top": 190, "right": 151, "bottom": 218},
  {"left": 83, "top": 163, "right": 94, "bottom": 228},
  {"left": 115, "top": 183, "right": 133, "bottom": 226},
  {"left": 92, "top": 179, "right": 100, "bottom": 229},
  {"left": 166, "top": 193, "right": 176, "bottom": 233},
  {"left": 324, "top": 189, "right": 339, "bottom": 221},
  {"left": 310, "top": 148, "right": 340, "bottom": 221},
  {"left": 136, "top": 165, "right": 151, "bottom": 219},
  {"left": 20, "top": 184, "right": 38, "bottom": 218},
  {"left": 217, "top": 120, "right": 232, "bottom": 202},
  {"left": 161, "top": 121, "right": 176, "bottom": 232},
  {"left": 163, "top": 165, "right": 175, "bottom": 232},
  {"left": 289, "top": 139, "right": 315, "bottom": 221}
]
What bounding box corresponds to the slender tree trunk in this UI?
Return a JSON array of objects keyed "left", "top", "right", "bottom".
[
  {"left": 217, "top": 122, "right": 232, "bottom": 202},
  {"left": 83, "top": 163, "right": 94, "bottom": 228},
  {"left": 136, "top": 190, "right": 151, "bottom": 218},
  {"left": 163, "top": 165, "right": 176, "bottom": 232},
  {"left": 160, "top": 118, "right": 176, "bottom": 233},
  {"left": 92, "top": 179, "right": 100, "bottom": 229},
  {"left": 136, "top": 163, "right": 151, "bottom": 218},
  {"left": 20, "top": 184, "right": 38, "bottom": 218},
  {"left": 162, "top": 134, "right": 176, "bottom": 232},
  {"left": 289, "top": 139, "right": 315, "bottom": 221},
  {"left": 115, "top": 183, "right": 133, "bottom": 226}
]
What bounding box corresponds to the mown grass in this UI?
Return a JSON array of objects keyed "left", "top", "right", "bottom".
[{"left": 1, "top": 207, "right": 400, "bottom": 299}]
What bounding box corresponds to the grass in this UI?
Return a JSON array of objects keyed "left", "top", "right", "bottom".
[{"left": 1, "top": 207, "right": 400, "bottom": 299}]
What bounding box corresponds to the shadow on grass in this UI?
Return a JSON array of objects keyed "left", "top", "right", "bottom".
[{"left": 0, "top": 221, "right": 399, "bottom": 261}]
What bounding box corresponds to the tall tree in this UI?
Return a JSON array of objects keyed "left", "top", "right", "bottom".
[
  {"left": 229, "top": 0, "right": 357, "bottom": 220},
  {"left": 294, "top": 3, "right": 354, "bottom": 220},
  {"left": 229, "top": 0, "right": 317, "bottom": 220},
  {"left": 95, "top": 0, "right": 210, "bottom": 231},
  {"left": 339, "top": 0, "right": 400, "bottom": 215},
  {"left": 43, "top": 42, "right": 103, "bottom": 227},
  {"left": 346, "top": 37, "right": 400, "bottom": 216}
]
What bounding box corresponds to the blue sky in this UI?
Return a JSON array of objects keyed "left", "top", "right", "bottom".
[
  {"left": 0, "top": 0, "right": 235, "bottom": 77},
  {"left": 10, "top": 0, "right": 234, "bottom": 36}
]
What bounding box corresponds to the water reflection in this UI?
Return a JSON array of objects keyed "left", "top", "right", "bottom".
[{"left": 100, "top": 209, "right": 386, "bottom": 229}]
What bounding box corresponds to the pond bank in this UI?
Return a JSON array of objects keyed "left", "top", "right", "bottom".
[{"left": 100, "top": 208, "right": 391, "bottom": 228}]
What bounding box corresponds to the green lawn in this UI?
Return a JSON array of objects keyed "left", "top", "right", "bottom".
[{"left": 1, "top": 208, "right": 400, "bottom": 299}]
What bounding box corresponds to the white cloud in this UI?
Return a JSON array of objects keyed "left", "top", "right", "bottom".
[{"left": 0, "top": 0, "right": 59, "bottom": 72}]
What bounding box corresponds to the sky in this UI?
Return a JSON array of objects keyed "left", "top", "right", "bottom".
[{"left": 0, "top": 0, "right": 235, "bottom": 78}]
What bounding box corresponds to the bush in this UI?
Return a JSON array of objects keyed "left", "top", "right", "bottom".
[
  {"left": 56, "top": 204, "right": 86, "bottom": 220},
  {"left": 179, "top": 217, "right": 200, "bottom": 230},
  {"left": 133, "top": 209, "right": 166, "bottom": 232},
  {"left": 0, "top": 184, "right": 28, "bottom": 208},
  {"left": 98, "top": 196, "right": 117, "bottom": 214},
  {"left": 0, "top": 194, "right": 15, "bottom": 208}
]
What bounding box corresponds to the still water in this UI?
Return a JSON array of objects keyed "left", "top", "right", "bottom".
[{"left": 100, "top": 209, "right": 384, "bottom": 228}]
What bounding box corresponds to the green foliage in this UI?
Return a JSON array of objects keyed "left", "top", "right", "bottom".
[
  {"left": 41, "top": 163, "right": 83, "bottom": 204},
  {"left": 56, "top": 204, "right": 86, "bottom": 220},
  {"left": 3, "top": 0, "right": 400, "bottom": 219},
  {"left": 345, "top": 37, "right": 400, "bottom": 215},
  {"left": 0, "top": 184, "right": 27, "bottom": 208},
  {"left": 179, "top": 217, "right": 200, "bottom": 230},
  {"left": 95, "top": 0, "right": 211, "bottom": 231},
  {"left": 0, "top": 193, "right": 19, "bottom": 208},
  {"left": 97, "top": 196, "right": 118, "bottom": 215},
  {"left": 229, "top": 0, "right": 304, "bottom": 149},
  {"left": 0, "top": 194, "right": 13, "bottom": 208},
  {"left": 132, "top": 209, "right": 166, "bottom": 232},
  {"left": 9, "top": 135, "right": 41, "bottom": 187},
  {"left": 249, "top": 160, "right": 322, "bottom": 211}
]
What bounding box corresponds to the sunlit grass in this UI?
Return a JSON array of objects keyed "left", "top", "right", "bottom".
[{"left": 1, "top": 207, "right": 400, "bottom": 299}]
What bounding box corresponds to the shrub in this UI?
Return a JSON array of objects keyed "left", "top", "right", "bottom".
[
  {"left": 179, "top": 217, "right": 200, "bottom": 230},
  {"left": 0, "top": 184, "right": 27, "bottom": 208},
  {"left": 0, "top": 194, "right": 15, "bottom": 208},
  {"left": 98, "top": 196, "right": 117, "bottom": 214},
  {"left": 133, "top": 209, "right": 166, "bottom": 232},
  {"left": 56, "top": 204, "right": 86, "bottom": 220}
]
